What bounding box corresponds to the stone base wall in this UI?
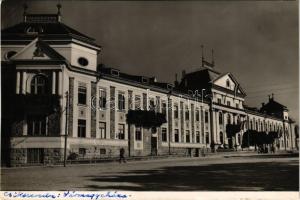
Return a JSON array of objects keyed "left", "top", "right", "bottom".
[
  {"left": 69, "top": 145, "right": 128, "bottom": 159},
  {"left": 10, "top": 148, "right": 64, "bottom": 167}
]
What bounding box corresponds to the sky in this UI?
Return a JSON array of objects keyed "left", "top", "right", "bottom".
[{"left": 2, "top": 0, "right": 299, "bottom": 123}]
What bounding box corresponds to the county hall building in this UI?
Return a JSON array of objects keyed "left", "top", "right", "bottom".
[{"left": 1, "top": 6, "right": 297, "bottom": 166}]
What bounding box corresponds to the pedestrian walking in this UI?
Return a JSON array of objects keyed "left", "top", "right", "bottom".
[{"left": 119, "top": 148, "right": 126, "bottom": 163}]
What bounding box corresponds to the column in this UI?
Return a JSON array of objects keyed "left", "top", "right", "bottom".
[
  {"left": 16, "top": 71, "right": 20, "bottom": 94},
  {"left": 58, "top": 71, "right": 63, "bottom": 96},
  {"left": 22, "top": 71, "right": 26, "bottom": 94},
  {"left": 52, "top": 71, "right": 56, "bottom": 94}
]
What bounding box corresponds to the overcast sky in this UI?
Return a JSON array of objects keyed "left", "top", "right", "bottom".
[{"left": 2, "top": 0, "right": 299, "bottom": 123}]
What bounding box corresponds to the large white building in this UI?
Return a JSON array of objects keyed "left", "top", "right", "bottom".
[{"left": 1, "top": 6, "right": 297, "bottom": 166}]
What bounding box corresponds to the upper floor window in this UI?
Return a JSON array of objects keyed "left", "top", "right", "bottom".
[
  {"left": 226, "top": 79, "right": 230, "bottom": 88},
  {"left": 118, "top": 93, "right": 125, "bottom": 111},
  {"left": 78, "top": 84, "right": 87, "bottom": 105},
  {"left": 217, "top": 98, "right": 222, "bottom": 104},
  {"left": 78, "top": 57, "right": 89, "bottom": 66},
  {"left": 205, "top": 111, "right": 209, "bottom": 123},
  {"left": 135, "top": 95, "right": 141, "bottom": 110},
  {"left": 149, "top": 99, "right": 155, "bottom": 111},
  {"left": 27, "top": 115, "right": 46, "bottom": 136},
  {"left": 162, "top": 102, "right": 167, "bottom": 116},
  {"left": 174, "top": 104, "right": 179, "bottom": 119},
  {"left": 227, "top": 115, "right": 231, "bottom": 124},
  {"left": 227, "top": 101, "right": 231, "bottom": 107},
  {"left": 219, "top": 112, "right": 223, "bottom": 124},
  {"left": 99, "top": 89, "right": 107, "bottom": 110},
  {"left": 99, "top": 122, "right": 106, "bottom": 139},
  {"left": 185, "top": 106, "right": 189, "bottom": 120},
  {"left": 195, "top": 110, "right": 200, "bottom": 121},
  {"left": 31, "top": 75, "right": 49, "bottom": 95}
]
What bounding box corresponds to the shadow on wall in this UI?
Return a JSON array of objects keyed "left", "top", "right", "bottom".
[{"left": 82, "top": 160, "right": 299, "bottom": 191}]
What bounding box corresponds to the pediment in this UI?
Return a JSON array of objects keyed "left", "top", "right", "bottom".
[
  {"left": 10, "top": 38, "right": 65, "bottom": 61},
  {"left": 213, "top": 73, "right": 246, "bottom": 95}
]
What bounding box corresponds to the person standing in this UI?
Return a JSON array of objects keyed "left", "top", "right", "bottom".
[{"left": 119, "top": 148, "right": 126, "bottom": 163}]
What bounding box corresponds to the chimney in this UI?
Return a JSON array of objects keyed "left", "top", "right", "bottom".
[
  {"left": 211, "top": 49, "right": 215, "bottom": 67},
  {"left": 182, "top": 70, "right": 186, "bottom": 79},
  {"left": 271, "top": 93, "right": 274, "bottom": 100}
]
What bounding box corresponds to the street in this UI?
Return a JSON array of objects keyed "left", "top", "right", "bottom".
[{"left": 1, "top": 154, "right": 298, "bottom": 191}]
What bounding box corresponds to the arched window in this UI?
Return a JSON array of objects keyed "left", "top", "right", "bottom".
[
  {"left": 219, "top": 112, "right": 223, "bottom": 124},
  {"left": 31, "top": 75, "right": 49, "bottom": 95},
  {"left": 219, "top": 132, "right": 224, "bottom": 144}
]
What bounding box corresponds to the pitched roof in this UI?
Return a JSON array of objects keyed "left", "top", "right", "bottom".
[{"left": 2, "top": 21, "right": 100, "bottom": 48}]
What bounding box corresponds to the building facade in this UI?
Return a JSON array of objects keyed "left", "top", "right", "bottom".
[{"left": 1, "top": 8, "right": 297, "bottom": 166}]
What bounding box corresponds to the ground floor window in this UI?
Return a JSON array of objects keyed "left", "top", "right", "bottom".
[
  {"left": 118, "top": 124, "right": 125, "bottom": 139},
  {"left": 162, "top": 128, "right": 167, "bottom": 142},
  {"left": 78, "top": 120, "right": 86, "bottom": 138},
  {"left": 186, "top": 130, "right": 190, "bottom": 143},
  {"left": 79, "top": 148, "right": 86, "bottom": 158},
  {"left": 27, "top": 115, "right": 46, "bottom": 136},
  {"left": 27, "top": 148, "right": 44, "bottom": 164},
  {"left": 220, "top": 132, "right": 224, "bottom": 144},
  {"left": 99, "top": 122, "right": 106, "bottom": 139},
  {"left": 174, "top": 129, "right": 179, "bottom": 143},
  {"left": 205, "top": 132, "right": 209, "bottom": 144},
  {"left": 135, "top": 126, "right": 142, "bottom": 141}
]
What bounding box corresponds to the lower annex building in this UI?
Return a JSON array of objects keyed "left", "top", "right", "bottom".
[{"left": 1, "top": 6, "right": 298, "bottom": 166}]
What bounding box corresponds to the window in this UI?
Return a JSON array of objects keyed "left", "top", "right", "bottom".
[
  {"left": 227, "top": 101, "right": 231, "bottom": 107},
  {"left": 219, "top": 113, "right": 223, "bottom": 124},
  {"left": 118, "top": 124, "right": 125, "bottom": 139},
  {"left": 118, "top": 93, "right": 125, "bottom": 111},
  {"left": 99, "top": 89, "right": 107, "bottom": 110},
  {"left": 135, "top": 127, "right": 142, "bottom": 141},
  {"left": 135, "top": 95, "right": 141, "bottom": 110},
  {"left": 27, "top": 115, "right": 46, "bottom": 136},
  {"left": 100, "top": 149, "right": 106, "bottom": 155},
  {"left": 149, "top": 99, "right": 155, "bottom": 111},
  {"left": 220, "top": 132, "right": 224, "bottom": 144},
  {"left": 238, "top": 134, "right": 241, "bottom": 144},
  {"left": 217, "top": 98, "right": 222, "bottom": 104},
  {"left": 79, "top": 148, "right": 86, "bottom": 156},
  {"left": 162, "top": 128, "right": 167, "bottom": 142},
  {"left": 174, "top": 129, "right": 179, "bottom": 143},
  {"left": 236, "top": 103, "right": 239, "bottom": 108},
  {"left": 99, "top": 122, "right": 106, "bottom": 139},
  {"left": 196, "top": 131, "right": 200, "bottom": 143},
  {"left": 185, "top": 106, "right": 189, "bottom": 120},
  {"left": 78, "top": 84, "right": 87, "bottom": 105},
  {"left": 227, "top": 115, "right": 231, "bottom": 124},
  {"left": 226, "top": 79, "right": 230, "bottom": 88},
  {"left": 78, "top": 120, "right": 86, "bottom": 138},
  {"left": 31, "top": 75, "right": 48, "bottom": 95},
  {"left": 27, "top": 148, "right": 44, "bottom": 164},
  {"left": 201, "top": 132, "right": 205, "bottom": 144},
  {"left": 186, "top": 130, "right": 190, "bottom": 143},
  {"left": 250, "top": 121, "right": 253, "bottom": 130},
  {"left": 174, "top": 105, "right": 179, "bottom": 119},
  {"left": 78, "top": 57, "right": 89, "bottom": 66},
  {"left": 205, "top": 111, "right": 209, "bottom": 123},
  {"left": 162, "top": 102, "right": 167, "bottom": 116},
  {"left": 205, "top": 132, "right": 209, "bottom": 144},
  {"left": 196, "top": 110, "right": 200, "bottom": 121}
]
